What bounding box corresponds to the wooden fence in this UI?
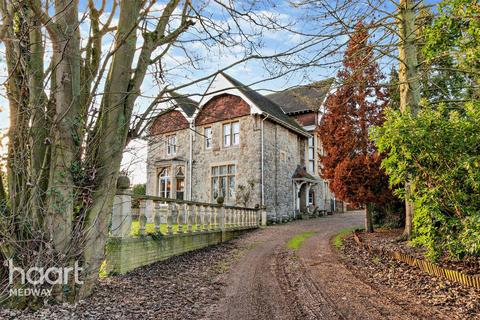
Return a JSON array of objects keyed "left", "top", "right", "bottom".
[{"left": 353, "top": 232, "right": 480, "bottom": 289}]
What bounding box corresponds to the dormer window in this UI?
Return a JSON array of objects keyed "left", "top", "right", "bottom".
[
  {"left": 166, "top": 134, "right": 176, "bottom": 155},
  {"left": 223, "top": 121, "right": 240, "bottom": 147}
]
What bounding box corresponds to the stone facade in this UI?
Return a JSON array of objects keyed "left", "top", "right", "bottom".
[{"left": 146, "top": 73, "right": 343, "bottom": 223}]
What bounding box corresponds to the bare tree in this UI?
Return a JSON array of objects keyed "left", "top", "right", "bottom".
[{"left": 0, "top": 0, "right": 332, "bottom": 305}]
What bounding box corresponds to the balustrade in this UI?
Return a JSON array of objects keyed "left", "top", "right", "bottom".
[{"left": 111, "top": 191, "right": 262, "bottom": 238}]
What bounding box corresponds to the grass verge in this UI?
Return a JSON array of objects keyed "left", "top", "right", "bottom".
[
  {"left": 331, "top": 226, "right": 363, "bottom": 249},
  {"left": 286, "top": 231, "right": 316, "bottom": 250}
]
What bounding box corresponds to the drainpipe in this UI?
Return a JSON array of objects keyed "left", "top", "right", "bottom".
[
  {"left": 261, "top": 114, "right": 269, "bottom": 208},
  {"left": 189, "top": 120, "right": 194, "bottom": 200}
]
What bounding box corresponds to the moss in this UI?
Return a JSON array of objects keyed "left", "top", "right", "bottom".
[
  {"left": 130, "top": 221, "right": 216, "bottom": 236},
  {"left": 331, "top": 226, "right": 363, "bottom": 249},
  {"left": 286, "top": 231, "right": 316, "bottom": 250}
]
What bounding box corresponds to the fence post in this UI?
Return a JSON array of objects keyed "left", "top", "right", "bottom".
[{"left": 111, "top": 176, "right": 132, "bottom": 237}]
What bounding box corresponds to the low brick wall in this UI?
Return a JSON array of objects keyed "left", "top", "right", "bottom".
[{"left": 106, "top": 228, "right": 253, "bottom": 274}]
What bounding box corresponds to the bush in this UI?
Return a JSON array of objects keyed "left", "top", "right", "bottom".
[{"left": 372, "top": 103, "right": 480, "bottom": 259}]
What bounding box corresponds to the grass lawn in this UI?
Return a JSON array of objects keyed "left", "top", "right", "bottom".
[{"left": 286, "top": 231, "right": 316, "bottom": 250}]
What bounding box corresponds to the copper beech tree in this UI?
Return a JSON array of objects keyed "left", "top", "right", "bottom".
[{"left": 318, "top": 23, "right": 393, "bottom": 232}]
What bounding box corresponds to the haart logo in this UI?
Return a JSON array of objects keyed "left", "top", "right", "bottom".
[{"left": 4, "top": 259, "right": 83, "bottom": 297}]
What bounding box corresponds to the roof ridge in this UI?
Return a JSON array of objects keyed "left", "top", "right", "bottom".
[{"left": 219, "top": 72, "right": 309, "bottom": 135}]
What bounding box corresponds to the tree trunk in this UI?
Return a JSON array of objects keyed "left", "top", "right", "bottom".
[
  {"left": 365, "top": 203, "right": 374, "bottom": 233},
  {"left": 79, "top": 0, "right": 142, "bottom": 299},
  {"left": 398, "top": 0, "right": 420, "bottom": 240}
]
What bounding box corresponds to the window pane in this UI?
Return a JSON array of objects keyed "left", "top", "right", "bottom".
[
  {"left": 220, "top": 176, "right": 227, "bottom": 197},
  {"left": 228, "top": 165, "right": 236, "bottom": 174},
  {"left": 212, "top": 166, "right": 218, "bottom": 176},
  {"left": 229, "top": 176, "right": 235, "bottom": 198},
  {"left": 212, "top": 177, "right": 219, "bottom": 199},
  {"left": 205, "top": 127, "right": 212, "bottom": 149},
  {"left": 232, "top": 122, "right": 239, "bottom": 133},
  {"left": 219, "top": 165, "right": 226, "bottom": 175},
  {"left": 223, "top": 123, "right": 231, "bottom": 146},
  {"left": 308, "top": 148, "right": 314, "bottom": 159},
  {"left": 233, "top": 133, "right": 239, "bottom": 145},
  {"left": 232, "top": 122, "right": 240, "bottom": 145},
  {"left": 309, "top": 160, "right": 314, "bottom": 173}
]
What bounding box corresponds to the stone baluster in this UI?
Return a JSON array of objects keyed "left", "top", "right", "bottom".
[
  {"left": 177, "top": 203, "right": 184, "bottom": 233},
  {"left": 235, "top": 209, "right": 239, "bottom": 227},
  {"left": 219, "top": 206, "right": 225, "bottom": 231},
  {"left": 223, "top": 208, "right": 227, "bottom": 229},
  {"left": 187, "top": 204, "right": 193, "bottom": 233},
  {"left": 154, "top": 202, "right": 161, "bottom": 233},
  {"left": 139, "top": 200, "right": 147, "bottom": 236},
  {"left": 247, "top": 210, "right": 251, "bottom": 227},
  {"left": 167, "top": 202, "right": 174, "bottom": 235},
  {"left": 203, "top": 205, "right": 209, "bottom": 231},
  {"left": 225, "top": 208, "right": 230, "bottom": 229},
  {"left": 195, "top": 205, "right": 201, "bottom": 232},
  {"left": 212, "top": 207, "right": 218, "bottom": 230},
  {"left": 230, "top": 208, "right": 235, "bottom": 228}
]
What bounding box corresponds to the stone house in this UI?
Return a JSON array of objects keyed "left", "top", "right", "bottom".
[{"left": 146, "top": 72, "right": 343, "bottom": 222}]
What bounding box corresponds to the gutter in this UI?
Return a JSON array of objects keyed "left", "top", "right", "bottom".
[
  {"left": 189, "top": 119, "right": 194, "bottom": 200},
  {"left": 265, "top": 114, "right": 311, "bottom": 138}
]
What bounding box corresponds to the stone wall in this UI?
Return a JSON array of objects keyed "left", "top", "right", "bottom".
[
  {"left": 106, "top": 227, "right": 252, "bottom": 274},
  {"left": 262, "top": 120, "right": 305, "bottom": 221},
  {"left": 191, "top": 114, "right": 262, "bottom": 207}
]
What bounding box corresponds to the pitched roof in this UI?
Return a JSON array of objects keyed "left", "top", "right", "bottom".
[
  {"left": 266, "top": 78, "right": 334, "bottom": 114},
  {"left": 220, "top": 72, "right": 308, "bottom": 135},
  {"left": 292, "top": 165, "right": 317, "bottom": 181},
  {"left": 170, "top": 91, "right": 198, "bottom": 117}
]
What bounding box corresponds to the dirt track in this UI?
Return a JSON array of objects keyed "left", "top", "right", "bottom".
[
  {"left": 205, "top": 211, "right": 444, "bottom": 320},
  {"left": 1, "top": 212, "right": 449, "bottom": 320}
]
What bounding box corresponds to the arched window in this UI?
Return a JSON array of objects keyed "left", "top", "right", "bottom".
[
  {"left": 158, "top": 168, "right": 171, "bottom": 198},
  {"left": 175, "top": 166, "right": 185, "bottom": 200}
]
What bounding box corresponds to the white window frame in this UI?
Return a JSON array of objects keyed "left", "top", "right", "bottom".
[
  {"left": 308, "top": 136, "right": 315, "bottom": 173},
  {"left": 223, "top": 121, "right": 240, "bottom": 147},
  {"left": 158, "top": 168, "right": 171, "bottom": 198},
  {"left": 204, "top": 127, "right": 212, "bottom": 150},
  {"left": 166, "top": 134, "right": 176, "bottom": 155}
]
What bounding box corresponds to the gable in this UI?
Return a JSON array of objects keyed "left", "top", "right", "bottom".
[
  {"left": 149, "top": 110, "right": 189, "bottom": 135},
  {"left": 196, "top": 94, "right": 250, "bottom": 126}
]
